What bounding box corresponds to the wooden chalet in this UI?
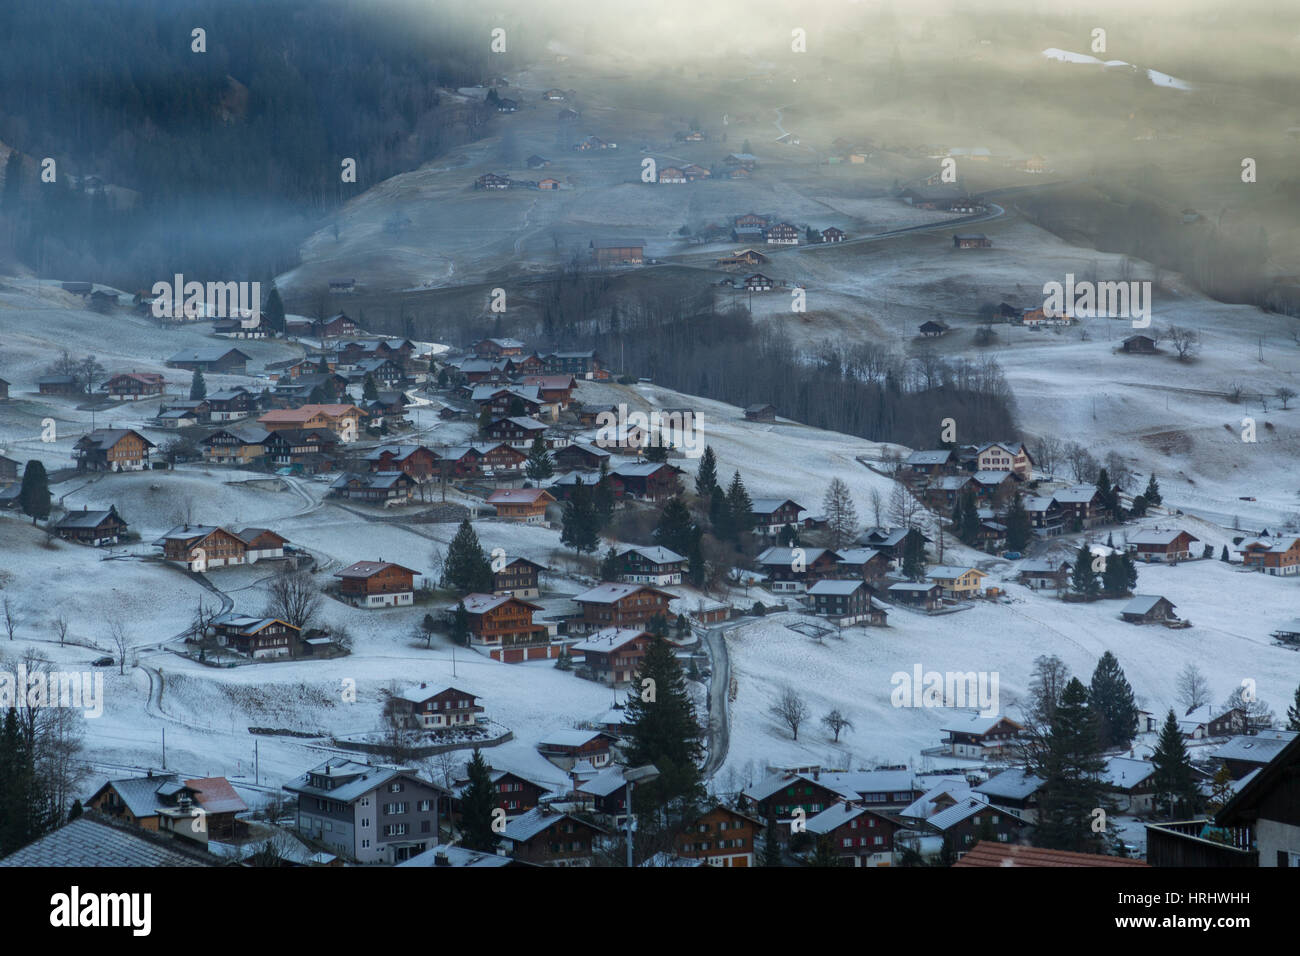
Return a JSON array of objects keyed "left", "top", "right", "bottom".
[
  {"left": 616, "top": 546, "right": 686, "bottom": 586},
  {"left": 806, "top": 803, "right": 904, "bottom": 867},
  {"left": 749, "top": 497, "right": 804, "bottom": 536},
  {"left": 953, "top": 233, "right": 992, "bottom": 249},
  {"left": 569, "top": 628, "right": 658, "bottom": 685},
  {"left": 166, "top": 348, "right": 250, "bottom": 374},
  {"left": 392, "top": 684, "right": 484, "bottom": 730},
  {"left": 1240, "top": 535, "right": 1300, "bottom": 575},
  {"left": 457, "top": 593, "right": 550, "bottom": 660},
  {"left": 211, "top": 614, "right": 300, "bottom": 659},
  {"left": 492, "top": 556, "right": 545, "bottom": 598},
  {"left": 101, "top": 372, "right": 166, "bottom": 401},
  {"left": 334, "top": 560, "right": 420, "bottom": 608},
  {"left": 37, "top": 375, "right": 82, "bottom": 396},
  {"left": 1121, "top": 594, "right": 1179, "bottom": 624},
  {"left": 572, "top": 583, "right": 675, "bottom": 632},
  {"left": 806, "top": 580, "right": 887, "bottom": 626},
  {"left": 552, "top": 442, "right": 610, "bottom": 473},
  {"left": 363, "top": 444, "right": 439, "bottom": 480},
  {"left": 486, "top": 487, "right": 556, "bottom": 523},
  {"left": 502, "top": 807, "right": 604, "bottom": 866},
  {"left": 73, "top": 428, "right": 155, "bottom": 472},
  {"left": 609, "top": 462, "right": 681, "bottom": 502},
  {"left": 53, "top": 505, "right": 128, "bottom": 546},
  {"left": 756, "top": 546, "right": 841, "bottom": 593},
  {"left": 675, "top": 805, "right": 766, "bottom": 868},
  {"left": 941, "top": 715, "right": 1024, "bottom": 759},
  {"left": 1128, "top": 529, "right": 1199, "bottom": 562},
  {"left": 154, "top": 526, "right": 251, "bottom": 571},
  {"left": 329, "top": 470, "right": 416, "bottom": 504},
  {"left": 536, "top": 730, "right": 617, "bottom": 770}
]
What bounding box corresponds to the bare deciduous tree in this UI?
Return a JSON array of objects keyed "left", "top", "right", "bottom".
[
  {"left": 1030, "top": 436, "right": 1064, "bottom": 477},
  {"left": 821, "top": 709, "right": 854, "bottom": 743},
  {"left": 2, "top": 597, "right": 17, "bottom": 641},
  {"left": 770, "top": 686, "right": 810, "bottom": 741},
  {"left": 1161, "top": 324, "right": 1201, "bottom": 361},
  {"left": 265, "top": 569, "right": 322, "bottom": 630},
  {"left": 1176, "top": 663, "right": 1211, "bottom": 715},
  {"left": 53, "top": 614, "right": 69, "bottom": 647},
  {"left": 1278, "top": 387, "right": 1297, "bottom": 410},
  {"left": 868, "top": 487, "right": 884, "bottom": 527},
  {"left": 887, "top": 482, "right": 925, "bottom": 529},
  {"left": 108, "top": 619, "right": 130, "bottom": 675}
]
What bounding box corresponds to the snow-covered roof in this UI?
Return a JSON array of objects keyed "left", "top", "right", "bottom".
[
  {"left": 569, "top": 627, "right": 650, "bottom": 653},
  {"left": 906, "top": 450, "right": 953, "bottom": 466},
  {"left": 1129, "top": 529, "right": 1197, "bottom": 546},
  {"left": 939, "top": 713, "right": 1019, "bottom": 735},
  {"left": 618, "top": 545, "right": 686, "bottom": 565},
  {"left": 1053, "top": 485, "right": 1100, "bottom": 504},
  {"left": 926, "top": 796, "right": 994, "bottom": 832},
  {"left": 1122, "top": 594, "right": 1171, "bottom": 616},
  {"left": 573, "top": 583, "right": 672, "bottom": 604},
  {"left": 1211, "top": 731, "right": 1298, "bottom": 765},
  {"left": 835, "top": 548, "right": 881, "bottom": 564},
  {"left": 1101, "top": 756, "right": 1156, "bottom": 790},
  {"left": 749, "top": 497, "right": 803, "bottom": 515},
  {"left": 927, "top": 565, "right": 984, "bottom": 580},
  {"left": 806, "top": 579, "right": 868, "bottom": 597},
  {"left": 899, "top": 779, "right": 973, "bottom": 819},
  {"left": 973, "top": 768, "right": 1043, "bottom": 801},
  {"left": 397, "top": 845, "right": 511, "bottom": 868},
  {"left": 538, "top": 729, "right": 611, "bottom": 750},
  {"left": 756, "top": 547, "right": 836, "bottom": 566}
]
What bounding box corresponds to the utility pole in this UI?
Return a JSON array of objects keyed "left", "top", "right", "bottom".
[
  {"left": 162, "top": 728, "right": 166, "bottom": 770},
  {"left": 255, "top": 739, "right": 259, "bottom": 786}
]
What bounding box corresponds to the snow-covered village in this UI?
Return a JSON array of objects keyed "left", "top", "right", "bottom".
[{"left": 0, "top": 0, "right": 1294, "bottom": 925}]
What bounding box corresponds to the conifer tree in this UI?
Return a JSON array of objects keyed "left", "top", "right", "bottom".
[
  {"left": 561, "top": 481, "right": 600, "bottom": 554},
  {"left": 1101, "top": 552, "right": 1128, "bottom": 597},
  {"left": 777, "top": 523, "right": 799, "bottom": 547},
  {"left": 1071, "top": 543, "right": 1099, "bottom": 598},
  {"left": 823, "top": 477, "right": 859, "bottom": 550},
  {"left": 449, "top": 601, "right": 470, "bottom": 647},
  {"left": 723, "top": 470, "right": 753, "bottom": 542},
  {"left": 1088, "top": 651, "right": 1139, "bottom": 749},
  {"left": 189, "top": 367, "right": 206, "bottom": 401},
  {"left": 18, "top": 460, "right": 50, "bottom": 526},
  {"left": 441, "top": 519, "right": 493, "bottom": 593},
  {"left": 623, "top": 638, "right": 704, "bottom": 812},
  {"left": 1033, "top": 678, "right": 1108, "bottom": 853},
  {"left": 599, "top": 547, "right": 621, "bottom": 582},
  {"left": 1220, "top": 545, "right": 1230, "bottom": 562},
  {"left": 695, "top": 446, "right": 719, "bottom": 501},
  {"left": 264, "top": 283, "right": 286, "bottom": 334},
  {"left": 958, "top": 488, "right": 980, "bottom": 545},
  {"left": 1143, "top": 474, "right": 1162, "bottom": 506},
  {"left": 362, "top": 373, "right": 379, "bottom": 402},
  {"left": 459, "top": 750, "right": 500, "bottom": 851},
  {"left": 524, "top": 436, "right": 553, "bottom": 482},
  {"left": 1151, "top": 709, "right": 1198, "bottom": 818},
  {"left": 901, "top": 527, "right": 927, "bottom": 580},
  {"left": 1004, "top": 492, "right": 1032, "bottom": 552},
  {"left": 593, "top": 461, "right": 615, "bottom": 530},
  {"left": 762, "top": 816, "right": 783, "bottom": 866},
  {"left": 654, "top": 496, "right": 695, "bottom": 556},
  {"left": 1286, "top": 683, "right": 1300, "bottom": 731}
]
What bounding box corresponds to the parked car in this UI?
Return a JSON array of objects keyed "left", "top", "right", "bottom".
[
  {"left": 1002, "top": 551, "right": 1022, "bottom": 560},
  {"left": 92, "top": 657, "right": 114, "bottom": 667}
]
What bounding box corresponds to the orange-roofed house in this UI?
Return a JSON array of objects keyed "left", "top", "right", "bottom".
[
  {"left": 259, "top": 404, "right": 366, "bottom": 443},
  {"left": 487, "top": 487, "right": 556, "bottom": 523},
  {"left": 952, "top": 842, "right": 1149, "bottom": 867}
]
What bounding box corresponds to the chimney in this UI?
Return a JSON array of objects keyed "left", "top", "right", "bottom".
[{"left": 434, "top": 847, "right": 450, "bottom": 866}]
